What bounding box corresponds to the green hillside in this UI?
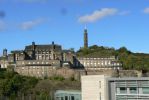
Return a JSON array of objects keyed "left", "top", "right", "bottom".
[
  {"left": 77, "top": 45, "right": 149, "bottom": 71},
  {"left": 0, "top": 69, "right": 81, "bottom": 100}
]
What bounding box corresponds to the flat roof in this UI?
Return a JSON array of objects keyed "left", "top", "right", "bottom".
[
  {"left": 55, "top": 90, "right": 81, "bottom": 94},
  {"left": 108, "top": 77, "right": 149, "bottom": 81}
]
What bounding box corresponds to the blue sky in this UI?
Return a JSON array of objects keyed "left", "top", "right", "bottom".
[{"left": 0, "top": 0, "right": 149, "bottom": 55}]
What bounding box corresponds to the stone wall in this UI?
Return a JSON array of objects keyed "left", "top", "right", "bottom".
[{"left": 14, "top": 65, "right": 86, "bottom": 80}]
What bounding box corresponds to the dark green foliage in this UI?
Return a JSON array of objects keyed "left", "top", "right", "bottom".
[
  {"left": 0, "top": 70, "right": 38, "bottom": 98},
  {"left": 77, "top": 45, "right": 149, "bottom": 71},
  {"left": 49, "top": 76, "right": 65, "bottom": 81},
  {"left": 77, "top": 45, "right": 115, "bottom": 57}
]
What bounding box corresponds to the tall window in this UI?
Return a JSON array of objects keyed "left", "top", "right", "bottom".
[
  {"left": 61, "top": 97, "right": 64, "bottom": 100},
  {"left": 65, "top": 96, "right": 68, "bottom": 100},
  {"left": 129, "top": 87, "right": 137, "bottom": 94},
  {"left": 71, "top": 96, "right": 74, "bottom": 100},
  {"left": 142, "top": 87, "right": 149, "bottom": 94},
  {"left": 99, "top": 92, "right": 101, "bottom": 100},
  {"left": 119, "top": 87, "right": 127, "bottom": 94},
  {"left": 99, "top": 81, "right": 101, "bottom": 88}
]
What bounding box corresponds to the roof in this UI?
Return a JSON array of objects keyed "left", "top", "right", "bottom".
[
  {"left": 25, "top": 44, "right": 62, "bottom": 51},
  {"left": 55, "top": 90, "right": 81, "bottom": 94},
  {"left": 63, "top": 50, "right": 75, "bottom": 53},
  {"left": 108, "top": 77, "right": 149, "bottom": 81},
  {"left": 11, "top": 50, "right": 24, "bottom": 53}
]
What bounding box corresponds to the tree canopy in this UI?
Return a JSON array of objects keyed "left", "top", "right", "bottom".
[{"left": 77, "top": 45, "right": 149, "bottom": 71}]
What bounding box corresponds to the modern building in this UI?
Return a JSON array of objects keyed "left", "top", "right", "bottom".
[
  {"left": 81, "top": 75, "right": 109, "bottom": 100},
  {"left": 55, "top": 90, "right": 81, "bottom": 100},
  {"left": 109, "top": 77, "right": 149, "bottom": 100},
  {"left": 81, "top": 75, "right": 149, "bottom": 100}
]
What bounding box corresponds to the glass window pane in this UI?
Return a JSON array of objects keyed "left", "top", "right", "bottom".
[
  {"left": 130, "top": 87, "right": 137, "bottom": 94},
  {"left": 71, "top": 96, "right": 74, "bottom": 100},
  {"left": 142, "top": 87, "right": 149, "bottom": 94},
  {"left": 120, "top": 87, "right": 127, "bottom": 94}
]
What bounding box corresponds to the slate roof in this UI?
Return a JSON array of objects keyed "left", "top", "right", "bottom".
[{"left": 25, "top": 44, "right": 62, "bottom": 51}]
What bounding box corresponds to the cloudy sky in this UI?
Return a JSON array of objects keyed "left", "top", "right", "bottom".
[{"left": 0, "top": 0, "right": 149, "bottom": 54}]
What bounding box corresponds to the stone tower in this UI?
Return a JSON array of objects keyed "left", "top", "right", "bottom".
[
  {"left": 84, "top": 28, "right": 88, "bottom": 48},
  {"left": 3, "top": 48, "right": 7, "bottom": 57}
]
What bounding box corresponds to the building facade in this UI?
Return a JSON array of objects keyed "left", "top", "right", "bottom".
[
  {"left": 108, "top": 77, "right": 149, "bottom": 100},
  {"left": 55, "top": 90, "right": 81, "bottom": 100},
  {"left": 0, "top": 28, "right": 123, "bottom": 78},
  {"left": 76, "top": 56, "right": 122, "bottom": 70},
  {"left": 81, "top": 75, "right": 149, "bottom": 100},
  {"left": 0, "top": 42, "right": 79, "bottom": 78},
  {"left": 81, "top": 75, "right": 109, "bottom": 100}
]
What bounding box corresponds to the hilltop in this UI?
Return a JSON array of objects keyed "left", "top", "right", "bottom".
[{"left": 77, "top": 45, "right": 149, "bottom": 72}]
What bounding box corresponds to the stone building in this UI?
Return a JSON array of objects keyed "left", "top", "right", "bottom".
[
  {"left": 0, "top": 42, "right": 82, "bottom": 78},
  {"left": 0, "top": 28, "right": 123, "bottom": 79},
  {"left": 0, "top": 49, "right": 9, "bottom": 68},
  {"left": 75, "top": 56, "right": 122, "bottom": 70}
]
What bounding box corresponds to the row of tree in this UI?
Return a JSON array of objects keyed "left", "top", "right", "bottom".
[{"left": 77, "top": 45, "right": 149, "bottom": 71}]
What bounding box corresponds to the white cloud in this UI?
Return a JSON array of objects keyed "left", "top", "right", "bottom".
[
  {"left": 144, "top": 8, "right": 149, "bottom": 14},
  {"left": 20, "top": 18, "right": 46, "bottom": 30},
  {"left": 78, "top": 8, "right": 118, "bottom": 23}
]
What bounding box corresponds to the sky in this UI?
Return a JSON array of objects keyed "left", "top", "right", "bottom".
[{"left": 0, "top": 0, "right": 149, "bottom": 55}]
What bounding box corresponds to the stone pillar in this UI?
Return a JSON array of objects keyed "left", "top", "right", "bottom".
[{"left": 84, "top": 29, "right": 88, "bottom": 48}]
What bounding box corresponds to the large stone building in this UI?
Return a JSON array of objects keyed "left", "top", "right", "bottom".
[
  {"left": 76, "top": 56, "right": 122, "bottom": 70},
  {"left": 0, "top": 28, "right": 123, "bottom": 78}
]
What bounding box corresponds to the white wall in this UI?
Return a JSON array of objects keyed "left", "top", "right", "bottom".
[{"left": 81, "top": 75, "right": 109, "bottom": 100}]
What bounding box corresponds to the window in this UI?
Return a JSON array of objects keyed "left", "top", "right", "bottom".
[
  {"left": 142, "top": 87, "right": 149, "bottom": 94},
  {"left": 65, "top": 96, "right": 68, "bottom": 100},
  {"left": 105, "top": 61, "right": 107, "bottom": 65},
  {"left": 71, "top": 96, "right": 74, "bottom": 100},
  {"left": 120, "top": 87, "right": 127, "bottom": 94},
  {"left": 99, "top": 92, "right": 101, "bottom": 100},
  {"left": 61, "top": 97, "right": 64, "bottom": 100},
  {"left": 99, "top": 81, "right": 101, "bottom": 88},
  {"left": 129, "top": 87, "right": 137, "bottom": 94}
]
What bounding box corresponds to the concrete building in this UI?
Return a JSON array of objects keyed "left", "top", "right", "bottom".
[
  {"left": 81, "top": 75, "right": 109, "bottom": 100},
  {"left": 55, "top": 90, "right": 81, "bottom": 100},
  {"left": 108, "top": 77, "right": 149, "bottom": 100},
  {"left": 81, "top": 75, "right": 149, "bottom": 100}
]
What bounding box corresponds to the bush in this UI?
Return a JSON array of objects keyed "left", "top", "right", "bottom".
[{"left": 49, "top": 76, "right": 65, "bottom": 81}]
